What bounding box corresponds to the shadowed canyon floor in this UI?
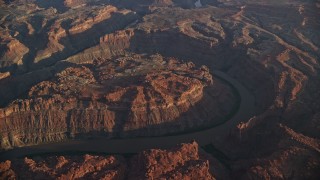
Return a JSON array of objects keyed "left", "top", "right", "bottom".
[{"left": 1, "top": 0, "right": 320, "bottom": 179}]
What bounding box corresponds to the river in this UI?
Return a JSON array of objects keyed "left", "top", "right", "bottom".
[{"left": 0, "top": 70, "right": 255, "bottom": 160}]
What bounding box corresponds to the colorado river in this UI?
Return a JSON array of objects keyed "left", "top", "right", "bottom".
[{"left": 0, "top": 70, "right": 255, "bottom": 160}]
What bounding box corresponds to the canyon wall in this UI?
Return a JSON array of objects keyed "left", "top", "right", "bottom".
[
  {"left": 0, "top": 142, "right": 214, "bottom": 180},
  {"left": 0, "top": 55, "right": 235, "bottom": 150}
]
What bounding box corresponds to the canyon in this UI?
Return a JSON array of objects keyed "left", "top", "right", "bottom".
[
  {"left": 0, "top": 0, "right": 320, "bottom": 179},
  {"left": 0, "top": 54, "right": 237, "bottom": 149}
]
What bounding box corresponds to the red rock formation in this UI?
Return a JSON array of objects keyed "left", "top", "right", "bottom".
[
  {"left": 68, "top": 6, "right": 118, "bottom": 35},
  {"left": 129, "top": 141, "right": 214, "bottom": 179},
  {"left": 0, "top": 142, "right": 215, "bottom": 180},
  {"left": 0, "top": 155, "right": 126, "bottom": 179},
  {"left": 100, "top": 29, "right": 134, "bottom": 45},
  {"left": 34, "top": 21, "right": 67, "bottom": 63},
  {"left": 0, "top": 160, "right": 15, "bottom": 179},
  {"left": 0, "top": 34, "right": 29, "bottom": 68},
  {"left": 66, "top": 29, "right": 135, "bottom": 63},
  {"left": 0, "top": 72, "right": 10, "bottom": 80},
  {"left": 1, "top": 0, "right": 319, "bottom": 178},
  {"left": 0, "top": 54, "right": 235, "bottom": 149},
  {"left": 64, "top": 0, "right": 86, "bottom": 8},
  {"left": 229, "top": 124, "right": 320, "bottom": 180}
]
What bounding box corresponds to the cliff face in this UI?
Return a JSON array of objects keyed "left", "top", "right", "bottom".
[
  {"left": 68, "top": 6, "right": 118, "bottom": 35},
  {"left": 0, "top": 54, "right": 235, "bottom": 150},
  {"left": 0, "top": 72, "right": 10, "bottom": 80},
  {"left": 33, "top": 5, "right": 138, "bottom": 64},
  {"left": 0, "top": 34, "right": 29, "bottom": 68},
  {"left": 0, "top": 142, "right": 214, "bottom": 180},
  {"left": 1, "top": 0, "right": 320, "bottom": 178},
  {"left": 129, "top": 141, "right": 214, "bottom": 179},
  {"left": 34, "top": 21, "right": 67, "bottom": 63},
  {"left": 0, "top": 3, "right": 138, "bottom": 71},
  {"left": 227, "top": 123, "right": 320, "bottom": 180},
  {"left": 65, "top": 29, "right": 135, "bottom": 64},
  {"left": 0, "top": 154, "right": 127, "bottom": 179},
  {"left": 100, "top": 29, "right": 134, "bottom": 45},
  {"left": 64, "top": 0, "right": 86, "bottom": 8}
]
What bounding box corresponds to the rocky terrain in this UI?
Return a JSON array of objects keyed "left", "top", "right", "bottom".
[
  {"left": 0, "top": 54, "right": 236, "bottom": 149},
  {"left": 0, "top": 142, "right": 215, "bottom": 179},
  {"left": 0, "top": 0, "right": 320, "bottom": 179}
]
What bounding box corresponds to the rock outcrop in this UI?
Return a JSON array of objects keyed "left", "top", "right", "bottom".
[
  {"left": 64, "top": 0, "right": 86, "bottom": 8},
  {"left": 0, "top": 33, "right": 29, "bottom": 68},
  {"left": 34, "top": 21, "right": 67, "bottom": 63},
  {"left": 0, "top": 72, "right": 10, "bottom": 80},
  {"left": 68, "top": 6, "right": 118, "bottom": 35},
  {"left": 130, "top": 141, "right": 214, "bottom": 179},
  {"left": 0, "top": 54, "right": 235, "bottom": 150},
  {"left": 0, "top": 142, "right": 215, "bottom": 180},
  {"left": 0, "top": 3, "right": 138, "bottom": 70},
  {"left": 1, "top": 0, "right": 320, "bottom": 178},
  {"left": 0, "top": 154, "right": 126, "bottom": 179}
]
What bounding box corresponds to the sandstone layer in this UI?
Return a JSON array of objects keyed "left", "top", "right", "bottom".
[
  {"left": 0, "top": 54, "right": 235, "bottom": 150},
  {"left": 0, "top": 3, "right": 138, "bottom": 72},
  {"left": 129, "top": 141, "right": 214, "bottom": 180},
  {"left": 0, "top": 31, "right": 29, "bottom": 69},
  {"left": 0, "top": 0, "right": 320, "bottom": 179}
]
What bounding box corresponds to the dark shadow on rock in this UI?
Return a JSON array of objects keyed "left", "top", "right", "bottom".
[{"left": 127, "top": 29, "right": 248, "bottom": 71}]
